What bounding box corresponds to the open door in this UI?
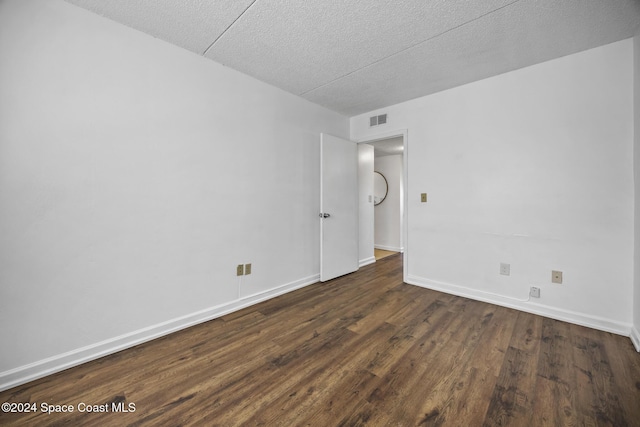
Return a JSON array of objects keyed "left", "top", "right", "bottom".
[{"left": 320, "top": 133, "right": 359, "bottom": 282}]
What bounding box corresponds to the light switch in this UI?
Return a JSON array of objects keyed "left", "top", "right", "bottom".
[
  {"left": 500, "top": 263, "right": 510, "bottom": 276},
  {"left": 421, "top": 193, "right": 427, "bottom": 203}
]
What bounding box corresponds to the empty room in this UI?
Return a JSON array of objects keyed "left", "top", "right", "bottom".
[{"left": 1, "top": 0, "right": 640, "bottom": 425}]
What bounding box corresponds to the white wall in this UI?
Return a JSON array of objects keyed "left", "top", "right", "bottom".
[
  {"left": 374, "top": 155, "right": 403, "bottom": 252},
  {"left": 633, "top": 33, "right": 640, "bottom": 350},
  {"left": 352, "top": 39, "right": 635, "bottom": 335},
  {"left": 358, "top": 144, "right": 375, "bottom": 266},
  {"left": 0, "top": 0, "right": 348, "bottom": 389}
]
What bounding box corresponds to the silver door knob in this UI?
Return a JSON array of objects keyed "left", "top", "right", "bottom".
[{"left": 319, "top": 213, "right": 330, "bottom": 218}]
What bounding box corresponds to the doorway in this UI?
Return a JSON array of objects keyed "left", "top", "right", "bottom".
[
  {"left": 368, "top": 136, "right": 403, "bottom": 255},
  {"left": 358, "top": 131, "right": 407, "bottom": 280}
]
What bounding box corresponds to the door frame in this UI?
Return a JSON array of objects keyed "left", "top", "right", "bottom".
[{"left": 356, "top": 129, "right": 408, "bottom": 283}]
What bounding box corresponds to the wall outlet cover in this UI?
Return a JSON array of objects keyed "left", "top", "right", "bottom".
[
  {"left": 552, "top": 270, "right": 563, "bottom": 284},
  {"left": 530, "top": 287, "right": 540, "bottom": 298},
  {"left": 237, "top": 264, "right": 244, "bottom": 276}
]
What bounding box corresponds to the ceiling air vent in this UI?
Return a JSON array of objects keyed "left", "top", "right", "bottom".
[{"left": 369, "top": 113, "right": 387, "bottom": 127}]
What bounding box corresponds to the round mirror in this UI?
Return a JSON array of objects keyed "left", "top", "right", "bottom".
[{"left": 373, "top": 171, "right": 388, "bottom": 206}]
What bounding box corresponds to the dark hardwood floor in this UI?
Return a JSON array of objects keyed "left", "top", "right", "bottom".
[{"left": 1, "top": 254, "right": 639, "bottom": 426}]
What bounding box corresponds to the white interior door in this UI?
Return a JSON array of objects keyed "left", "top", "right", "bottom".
[{"left": 320, "top": 133, "right": 359, "bottom": 282}]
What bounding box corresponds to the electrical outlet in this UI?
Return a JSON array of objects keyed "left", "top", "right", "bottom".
[
  {"left": 245, "top": 263, "right": 252, "bottom": 275},
  {"left": 421, "top": 193, "right": 427, "bottom": 203},
  {"left": 530, "top": 287, "right": 540, "bottom": 298},
  {"left": 552, "top": 270, "right": 563, "bottom": 284},
  {"left": 500, "top": 263, "right": 510, "bottom": 276},
  {"left": 236, "top": 264, "right": 244, "bottom": 276}
]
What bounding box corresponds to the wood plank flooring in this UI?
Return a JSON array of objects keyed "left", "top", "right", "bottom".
[
  {"left": 1, "top": 254, "right": 639, "bottom": 426},
  {"left": 374, "top": 249, "right": 397, "bottom": 260}
]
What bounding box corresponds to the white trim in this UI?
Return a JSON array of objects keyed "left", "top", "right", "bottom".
[
  {"left": 359, "top": 256, "right": 376, "bottom": 267},
  {"left": 0, "top": 274, "right": 319, "bottom": 392},
  {"left": 631, "top": 326, "right": 640, "bottom": 352},
  {"left": 406, "top": 274, "right": 632, "bottom": 336},
  {"left": 374, "top": 244, "right": 403, "bottom": 253}
]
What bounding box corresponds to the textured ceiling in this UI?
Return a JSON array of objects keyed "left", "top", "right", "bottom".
[{"left": 65, "top": 0, "right": 640, "bottom": 116}]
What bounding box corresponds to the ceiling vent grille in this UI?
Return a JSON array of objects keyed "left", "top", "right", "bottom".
[{"left": 370, "top": 113, "right": 387, "bottom": 127}]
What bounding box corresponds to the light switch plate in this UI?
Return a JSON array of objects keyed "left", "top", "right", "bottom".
[
  {"left": 500, "top": 263, "right": 510, "bottom": 276},
  {"left": 421, "top": 193, "right": 427, "bottom": 203}
]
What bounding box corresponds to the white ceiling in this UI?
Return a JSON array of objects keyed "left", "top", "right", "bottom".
[{"left": 65, "top": 0, "right": 640, "bottom": 116}]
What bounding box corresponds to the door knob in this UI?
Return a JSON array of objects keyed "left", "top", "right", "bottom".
[{"left": 319, "top": 213, "right": 331, "bottom": 218}]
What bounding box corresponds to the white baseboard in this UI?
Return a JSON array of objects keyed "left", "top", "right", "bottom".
[
  {"left": 374, "top": 244, "right": 403, "bottom": 253},
  {"left": 0, "top": 274, "right": 320, "bottom": 392},
  {"left": 631, "top": 326, "right": 640, "bottom": 352},
  {"left": 406, "top": 274, "right": 632, "bottom": 337},
  {"left": 359, "top": 256, "right": 376, "bottom": 267}
]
